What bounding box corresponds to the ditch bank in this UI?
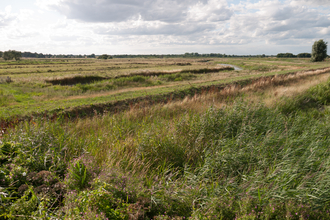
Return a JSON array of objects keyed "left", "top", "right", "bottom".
[{"left": 2, "top": 66, "right": 330, "bottom": 134}]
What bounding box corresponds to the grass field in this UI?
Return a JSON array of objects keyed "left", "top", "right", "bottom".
[
  {"left": 1, "top": 57, "right": 330, "bottom": 219},
  {"left": 0, "top": 57, "right": 329, "bottom": 122}
]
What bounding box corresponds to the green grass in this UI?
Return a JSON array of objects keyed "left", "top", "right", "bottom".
[
  {"left": 0, "top": 64, "right": 326, "bottom": 121},
  {"left": 1, "top": 57, "right": 329, "bottom": 122},
  {"left": 3, "top": 78, "right": 330, "bottom": 218},
  {"left": 2, "top": 57, "right": 330, "bottom": 219}
]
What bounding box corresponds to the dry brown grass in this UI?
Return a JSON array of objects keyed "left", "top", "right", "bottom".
[{"left": 121, "top": 67, "right": 330, "bottom": 118}]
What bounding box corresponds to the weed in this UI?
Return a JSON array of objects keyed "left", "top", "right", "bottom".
[{"left": 65, "top": 155, "right": 100, "bottom": 190}]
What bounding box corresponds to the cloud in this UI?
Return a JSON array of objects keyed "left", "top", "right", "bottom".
[
  {"left": 7, "top": 29, "right": 39, "bottom": 39},
  {"left": 0, "top": 6, "right": 17, "bottom": 27},
  {"left": 187, "top": 0, "right": 233, "bottom": 22},
  {"left": 217, "top": 0, "right": 330, "bottom": 46},
  {"left": 13, "top": 0, "right": 330, "bottom": 55},
  {"left": 95, "top": 21, "right": 215, "bottom": 36},
  {"left": 292, "top": 0, "right": 330, "bottom": 7},
  {"left": 50, "top": 35, "right": 78, "bottom": 41},
  {"left": 85, "top": 0, "right": 330, "bottom": 46},
  {"left": 51, "top": 19, "right": 68, "bottom": 29},
  {"left": 44, "top": 0, "right": 232, "bottom": 23}
]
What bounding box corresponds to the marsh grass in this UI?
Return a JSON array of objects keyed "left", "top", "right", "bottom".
[
  {"left": 1, "top": 57, "right": 330, "bottom": 121},
  {"left": 2, "top": 58, "right": 330, "bottom": 219},
  {"left": 4, "top": 75, "right": 330, "bottom": 218}
]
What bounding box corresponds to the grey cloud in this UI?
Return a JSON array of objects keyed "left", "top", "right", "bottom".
[
  {"left": 41, "top": 0, "right": 330, "bottom": 49},
  {"left": 95, "top": 23, "right": 215, "bottom": 36},
  {"left": 271, "top": 6, "right": 295, "bottom": 21},
  {"left": 50, "top": 0, "right": 210, "bottom": 23},
  {"left": 297, "top": 0, "right": 330, "bottom": 6},
  {"left": 267, "top": 16, "right": 330, "bottom": 32},
  {"left": 267, "top": 38, "right": 307, "bottom": 45},
  {"left": 207, "top": 7, "right": 233, "bottom": 22},
  {"left": 291, "top": 30, "right": 318, "bottom": 39}
]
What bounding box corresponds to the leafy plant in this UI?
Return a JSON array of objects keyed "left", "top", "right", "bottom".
[{"left": 65, "top": 155, "right": 100, "bottom": 190}]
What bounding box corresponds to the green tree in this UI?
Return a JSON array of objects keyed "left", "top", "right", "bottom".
[
  {"left": 3, "top": 51, "right": 13, "bottom": 60},
  {"left": 98, "top": 54, "right": 109, "bottom": 59},
  {"left": 297, "top": 53, "right": 311, "bottom": 58},
  {"left": 311, "top": 39, "right": 327, "bottom": 62},
  {"left": 13, "top": 50, "right": 21, "bottom": 61},
  {"left": 3, "top": 50, "right": 21, "bottom": 61}
]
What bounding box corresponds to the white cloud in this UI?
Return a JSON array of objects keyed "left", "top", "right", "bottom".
[
  {"left": 0, "top": 6, "right": 17, "bottom": 27},
  {"left": 7, "top": 29, "right": 39, "bottom": 39},
  {"left": 187, "top": 0, "right": 233, "bottom": 22},
  {"left": 51, "top": 19, "right": 68, "bottom": 29},
  {"left": 1, "top": 0, "right": 330, "bottom": 55}
]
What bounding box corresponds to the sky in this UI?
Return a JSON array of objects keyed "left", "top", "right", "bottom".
[{"left": 0, "top": 0, "right": 330, "bottom": 55}]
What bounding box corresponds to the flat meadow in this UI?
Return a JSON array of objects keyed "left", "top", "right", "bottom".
[{"left": 2, "top": 57, "right": 330, "bottom": 219}]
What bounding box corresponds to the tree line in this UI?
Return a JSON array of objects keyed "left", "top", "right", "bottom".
[
  {"left": 0, "top": 40, "right": 327, "bottom": 62},
  {"left": 0, "top": 50, "right": 22, "bottom": 61},
  {"left": 0, "top": 51, "right": 274, "bottom": 60},
  {"left": 276, "top": 53, "right": 311, "bottom": 58}
]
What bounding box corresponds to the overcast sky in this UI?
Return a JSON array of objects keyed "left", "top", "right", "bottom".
[{"left": 0, "top": 0, "right": 329, "bottom": 55}]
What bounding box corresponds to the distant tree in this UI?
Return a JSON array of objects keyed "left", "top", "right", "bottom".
[
  {"left": 0, "top": 51, "right": 3, "bottom": 58},
  {"left": 3, "top": 51, "right": 13, "bottom": 61},
  {"left": 311, "top": 39, "right": 327, "bottom": 62},
  {"left": 277, "top": 53, "right": 296, "bottom": 58},
  {"left": 98, "top": 54, "right": 109, "bottom": 59},
  {"left": 3, "top": 50, "right": 21, "bottom": 61},
  {"left": 297, "top": 53, "right": 311, "bottom": 58},
  {"left": 13, "top": 50, "right": 21, "bottom": 61}
]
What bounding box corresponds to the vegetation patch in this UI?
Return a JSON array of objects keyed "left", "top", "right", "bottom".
[
  {"left": 115, "top": 66, "right": 233, "bottom": 79},
  {"left": 46, "top": 75, "right": 108, "bottom": 86},
  {"left": 175, "top": 62, "right": 192, "bottom": 66},
  {"left": 3, "top": 81, "right": 330, "bottom": 218},
  {"left": 0, "top": 77, "right": 13, "bottom": 84}
]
